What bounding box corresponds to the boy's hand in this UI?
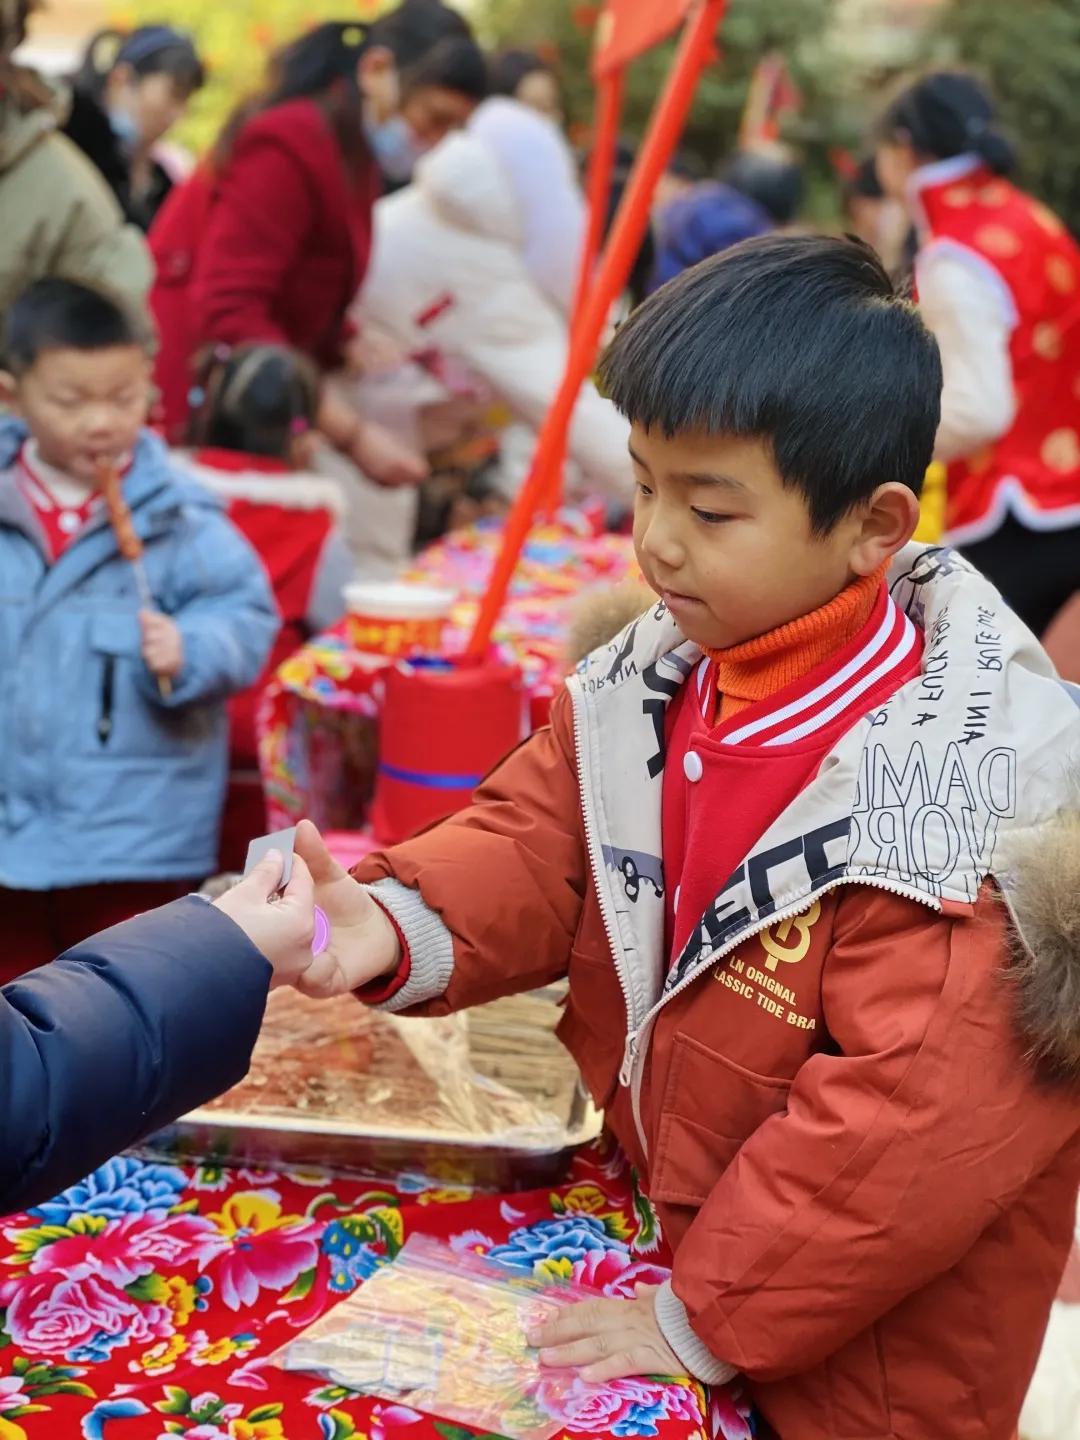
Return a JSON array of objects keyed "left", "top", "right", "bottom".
[
  {"left": 529, "top": 1287, "right": 683, "bottom": 1383},
  {"left": 139, "top": 610, "right": 184, "bottom": 678},
  {"left": 213, "top": 849, "right": 316, "bottom": 989},
  {"left": 293, "top": 819, "right": 402, "bottom": 998}
]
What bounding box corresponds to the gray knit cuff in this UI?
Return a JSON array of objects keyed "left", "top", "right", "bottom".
[
  {"left": 361, "top": 877, "right": 456, "bottom": 1012},
  {"left": 655, "top": 1280, "right": 738, "bottom": 1387}
]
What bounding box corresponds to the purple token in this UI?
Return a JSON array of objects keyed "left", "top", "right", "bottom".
[{"left": 312, "top": 905, "right": 331, "bottom": 956}]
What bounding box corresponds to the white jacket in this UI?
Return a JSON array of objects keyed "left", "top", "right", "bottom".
[{"left": 356, "top": 116, "right": 632, "bottom": 504}]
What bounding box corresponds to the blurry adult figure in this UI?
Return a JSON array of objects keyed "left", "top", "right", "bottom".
[
  {"left": 354, "top": 97, "right": 630, "bottom": 505},
  {"left": 841, "top": 154, "right": 914, "bottom": 281},
  {"left": 651, "top": 147, "right": 707, "bottom": 217},
  {"left": 374, "top": 33, "right": 488, "bottom": 189},
  {"left": 0, "top": 0, "right": 150, "bottom": 312},
  {"left": 489, "top": 49, "right": 563, "bottom": 127},
  {"left": 649, "top": 144, "right": 802, "bottom": 292},
  {"left": 876, "top": 71, "right": 1080, "bottom": 637},
  {"left": 64, "top": 25, "right": 204, "bottom": 231},
  {"left": 150, "top": 6, "right": 486, "bottom": 570}
]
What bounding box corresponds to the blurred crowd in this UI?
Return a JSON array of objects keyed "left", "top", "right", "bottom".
[{"left": 0, "top": 0, "right": 1077, "bottom": 947}]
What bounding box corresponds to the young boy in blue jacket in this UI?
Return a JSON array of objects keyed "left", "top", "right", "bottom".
[{"left": 0, "top": 279, "right": 279, "bottom": 975}]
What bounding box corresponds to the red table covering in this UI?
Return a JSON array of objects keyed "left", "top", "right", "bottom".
[{"left": 0, "top": 1143, "right": 759, "bottom": 1440}]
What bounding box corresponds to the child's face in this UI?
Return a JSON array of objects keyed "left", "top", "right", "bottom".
[
  {"left": 630, "top": 425, "right": 892, "bottom": 652},
  {"left": 9, "top": 345, "right": 152, "bottom": 485}
]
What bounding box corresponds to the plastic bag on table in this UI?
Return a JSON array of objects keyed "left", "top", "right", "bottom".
[{"left": 273, "top": 1235, "right": 613, "bottom": 1440}]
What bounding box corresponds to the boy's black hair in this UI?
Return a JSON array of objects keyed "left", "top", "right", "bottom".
[
  {"left": 2, "top": 279, "right": 153, "bottom": 376},
  {"left": 188, "top": 343, "right": 319, "bottom": 460},
  {"left": 597, "top": 233, "right": 942, "bottom": 534},
  {"left": 401, "top": 36, "right": 488, "bottom": 102}
]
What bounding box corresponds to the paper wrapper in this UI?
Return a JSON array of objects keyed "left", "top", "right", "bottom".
[{"left": 197, "top": 985, "right": 583, "bottom": 1149}]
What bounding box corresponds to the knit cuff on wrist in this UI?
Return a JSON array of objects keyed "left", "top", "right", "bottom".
[
  {"left": 654, "top": 1281, "right": 739, "bottom": 1387},
  {"left": 359, "top": 877, "right": 454, "bottom": 1011}
]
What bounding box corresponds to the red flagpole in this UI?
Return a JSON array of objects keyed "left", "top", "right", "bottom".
[{"left": 465, "top": 0, "right": 727, "bottom": 661}]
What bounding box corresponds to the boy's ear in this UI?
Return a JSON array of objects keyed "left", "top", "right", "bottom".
[
  {"left": 0, "top": 371, "right": 20, "bottom": 413},
  {"left": 848, "top": 482, "right": 920, "bottom": 577}
]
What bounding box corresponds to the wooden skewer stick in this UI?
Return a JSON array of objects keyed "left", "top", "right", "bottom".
[{"left": 98, "top": 460, "right": 172, "bottom": 700}]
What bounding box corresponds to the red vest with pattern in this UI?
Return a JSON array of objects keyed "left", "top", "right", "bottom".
[{"left": 917, "top": 163, "right": 1080, "bottom": 541}]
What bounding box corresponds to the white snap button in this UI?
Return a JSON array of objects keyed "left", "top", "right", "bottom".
[
  {"left": 58, "top": 510, "right": 81, "bottom": 534},
  {"left": 683, "top": 751, "right": 703, "bottom": 782}
]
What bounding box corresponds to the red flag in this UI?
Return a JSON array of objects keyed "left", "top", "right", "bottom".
[{"left": 591, "top": 0, "right": 696, "bottom": 79}]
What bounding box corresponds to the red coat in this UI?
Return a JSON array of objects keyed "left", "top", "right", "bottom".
[
  {"left": 358, "top": 686, "right": 1080, "bottom": 1440},
  {"left": 916, "top": 163, "right": 1080, "bottom": 541},
  {"left": 181, "top": 449, "right": 353, "bottom": 869},
  {"left": 149, "top": 100, "right": 380, "bottom": 441},
  {"left": 355, "top": 546, "right": 1080, "bottom": 1440}
]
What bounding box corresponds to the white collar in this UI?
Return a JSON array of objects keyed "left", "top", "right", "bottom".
[
  {"left": 21, "top": 440, "right": 98, "bottom": 511},
  {"left": 906, "top": 153, "right": 984, "bottom": 237}
]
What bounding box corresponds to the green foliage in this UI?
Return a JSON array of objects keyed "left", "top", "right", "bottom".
[
  {"left": 472, "top": 0, "right": 856, "bottom": 219},
  {"left": 925, "top": 0, "right": 1080, "bottom": 233},
  {"left": 124, "top": 0, "right": 389, "bottom": 155}
]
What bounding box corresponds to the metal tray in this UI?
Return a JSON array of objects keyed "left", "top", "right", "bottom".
[{"left": 141, "top": 1088, "right": 602, "bottom": 1192}]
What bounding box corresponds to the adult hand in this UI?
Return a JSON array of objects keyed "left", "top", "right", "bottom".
[
  {"left": 528, "top": 1287, "right": 684, "bottom": 1383},
  {"left": 213, "top": 849, "right": 316, "bottom": 990},
  {"left": 139, "top": 611, "right": 184, "bottom": 679},
  {"left": 293, "top": 820, "right": 402, "bottom": 998},
  {"left": 350, "top": 418, "right": 429, "bottom": 488}
]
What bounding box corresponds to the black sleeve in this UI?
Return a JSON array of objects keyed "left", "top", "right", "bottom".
[{"left": 0, "top": 897, "right": 271, "bottom": 1217}]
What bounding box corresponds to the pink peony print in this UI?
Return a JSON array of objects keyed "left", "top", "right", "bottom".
[
  {"left": 1, "top": 1273, "right": 170, "bottom": 1357},
  {"left": 209, "top": 1193, "right": 323, "bottom": 1311},
  {"left": 709, "top": 1387, "right": 755, "bottom": 1440},
  {"left": 571, "top": 1250, "right": 671, "bottom": 1297},
  {"left": 535, "top": 1374, "right": 669, "bottom": 1434},
  {"left": 370, "top": 1403, "right": 425, "bottom": 1440},
  {"left": 25, "top": 1212, "right": 227, "bottom": 1286},
  {"left": 660, "top": 1383, "right": 705, "bottom": 1424}
]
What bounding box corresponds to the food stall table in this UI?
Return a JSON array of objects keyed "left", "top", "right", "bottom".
[
  {"left": 257, "top": 515, "right": 639, "bottom": 832},
  {"left": 0, "top": 1143, "right": 758, "bottom": 1440}
]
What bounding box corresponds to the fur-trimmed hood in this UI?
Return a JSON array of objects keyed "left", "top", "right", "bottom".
[{"left": 1009, "top": 804, "right": 1080, "bottom": 1077}]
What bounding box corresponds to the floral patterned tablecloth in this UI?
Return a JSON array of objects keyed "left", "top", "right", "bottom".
[{"left": 0, "top": 1143, "right": 758, "bottom": 1440}]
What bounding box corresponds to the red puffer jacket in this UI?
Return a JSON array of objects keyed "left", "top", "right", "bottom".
[
  {"left": 149, "top": 99, "right": 379, "bottom": 441},
  {"left": 352, "top": 548, "right": 1080, "bottom": 1440}
]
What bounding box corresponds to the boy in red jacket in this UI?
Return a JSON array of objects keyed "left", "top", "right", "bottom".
[{"left": 294, "top": 236, "right": 1080, "bottom": 1440}]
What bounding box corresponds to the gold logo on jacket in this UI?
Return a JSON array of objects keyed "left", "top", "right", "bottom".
[{"left": 759, "top": 900, "right": 821, "bottom": 971}]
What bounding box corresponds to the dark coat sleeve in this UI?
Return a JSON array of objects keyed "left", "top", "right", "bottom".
[{"left": 0, "top": 896, "right": 271, "bottom": 1217}]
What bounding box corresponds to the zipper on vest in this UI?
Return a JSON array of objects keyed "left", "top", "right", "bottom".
[
  {"left": 620, "top": 874, "right": 942, "bottom": 1163},
  {"left": 569, "top": 675, "right": 642, "bottom": 1077}
]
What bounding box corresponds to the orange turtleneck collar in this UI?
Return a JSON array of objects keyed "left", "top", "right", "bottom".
[{"left": 705, "top": 565, "right": 888, "bottom": 724}]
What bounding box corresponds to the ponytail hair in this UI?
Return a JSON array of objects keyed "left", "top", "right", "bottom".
[
  {"left": 879, "top": 71, "right": 1017, "bottom": 177},
  {"left": 73, "top": 25, "right": 205, "bottom": 103},
  {"left": 189, "top": 344, "right": 320, "bottom": 461},
  {"left": 212, "top": 21, "right": 372, "bottom": 170}
]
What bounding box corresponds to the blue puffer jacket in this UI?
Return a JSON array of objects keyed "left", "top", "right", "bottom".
[
  {"left": 0, "top": 421, "right": 279, "bottom": 888},
  {"left": 0, "top": 896, "right": 271, "bottom": 1216}
]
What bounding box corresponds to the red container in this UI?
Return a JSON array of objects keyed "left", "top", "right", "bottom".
[{"left": 372, "top": 659, "right": 527, "bottom": 845}]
